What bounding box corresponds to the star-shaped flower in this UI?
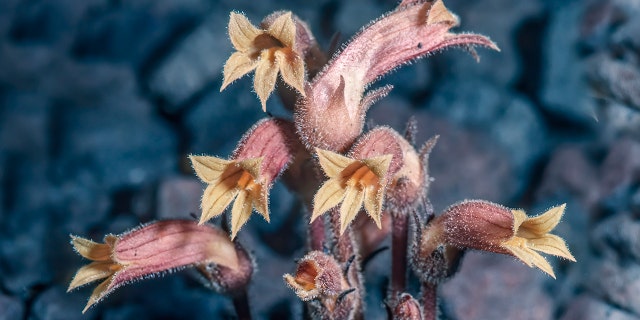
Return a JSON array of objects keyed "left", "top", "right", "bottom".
[
  {"left": 221, "top": 11, "right": 306, "bottom": 111},
  {"left": 190, "top": 155, "right": 268, "bottom": 239},
  {"left": 190, "top": 118, "right": 297, "bottom": 239},
  {"left": 436, "top": 200, "right": 576, "bottom": 278},
  {"left": 311, "top": 148, "right": 392, "bottom": 234}
]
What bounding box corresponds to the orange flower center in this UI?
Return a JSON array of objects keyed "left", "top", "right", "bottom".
[
  {"left": 250, "top": 34, "right": 285, "bottom": 59},
  {"left": 294, "top": 261, "right": 319, "bottom": 291},
  {"left": 345, "top": 164, "right": 380, "bottom": 190},
  {"left": 236, "top": 170, "right": 260, "bottom": 191}
]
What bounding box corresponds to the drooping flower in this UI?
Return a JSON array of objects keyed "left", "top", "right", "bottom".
[
  {"left": 221, "top": 11, "right": 306, "bottom": 111},
  {"left": 431, "top": 200, "right": 576, "bottom": 278},
  {"left": 68, "top": 220, "right": 240, "bottom": 312},
  {"left": 190, "top": 118, "right": 298, "bottom": 239},
  {"left": 311, "top": 148, "right": 392, "bottom": 234}
]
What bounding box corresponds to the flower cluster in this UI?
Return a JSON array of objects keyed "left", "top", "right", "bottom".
[{"left": 68, "top": 0, "right": 575, "bottom": 318}]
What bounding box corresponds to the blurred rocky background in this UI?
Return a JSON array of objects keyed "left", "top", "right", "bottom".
[{"left": 1, "top": 0, "right": 639, "bottom": 319}]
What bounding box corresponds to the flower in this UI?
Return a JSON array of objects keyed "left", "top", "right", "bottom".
[
  {"left": 433, "top": 200, "right": 576, "bottom": 278},
  {"left": 190, "top": 118, "right": 297, "bottom": 239},
  {"left": 190, "top": 155, "right": 267, "bottom": 239},
  {"left": 221, "top": 11, "right": 306, "bottom": 111},
  {"left": 68, "top": 220, "right": 239, "bottom": 312},
  {"left": 311, "top": 148, "right": 392, "bottom": 234},
  {"left": 296, "top": 0, "right": 499, "bottom": 151},
  {"left": 283, "top": 251, "right": 344, "bottom": 301},
  {"left": 284, "top": 251, "right": 359, "bottom": 318}
]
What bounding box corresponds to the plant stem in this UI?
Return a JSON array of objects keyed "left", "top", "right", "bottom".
[
  {"left": 420, "top": 282, "right": 437, "bottom": 320},
  {"left": 391, "top": 212, "right": 409, "bottom": 297},
  {"left": 309, "top": 218, "right": 325, "bottom": 251},
  {"left": 232, "top": 291, "right": 252, "bottom": 320}
]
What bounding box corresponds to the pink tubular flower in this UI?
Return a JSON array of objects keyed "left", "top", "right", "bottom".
[
  {"left": 190, "top": 118, "right": 300, "bottom": 239},
  {"left": 296, "top": 0, "right": 498, "bottom": 152},
  {"left": 68, "top": 220, "right": 240, "bottom": 312}
]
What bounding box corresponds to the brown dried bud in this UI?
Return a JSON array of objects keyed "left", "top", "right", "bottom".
[
  {"left": 295, "top": 0, "right": 498, "bottom": 152},
  {"left": 434, "top": 200, "right": 576, "bottom": 278},
  {"left": 284, "top": 251, "right": 358, "bottom": 319},
  {"left": 68, "top": 220, "right": 239, "bottom": 312},
  {"left": 393, "top": 293, "right": 423, "bottom": 320},
  {"left": 190, "top": 118, "right": 300, "bottom": 239}
]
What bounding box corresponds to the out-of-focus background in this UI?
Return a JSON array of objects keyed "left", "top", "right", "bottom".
[{"left": 1, "top": 0, "right": 639, "bottom": 319}]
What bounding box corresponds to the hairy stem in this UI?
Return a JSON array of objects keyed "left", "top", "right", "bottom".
[
  {"left": 309, "top": 217, "right": 326, "bottom": 251},
  {"left": 391, "top": 212, "right": 409, "bottom": 297},
  {"left": 421, "top": 282, "right": 438, "bottom": 320}
]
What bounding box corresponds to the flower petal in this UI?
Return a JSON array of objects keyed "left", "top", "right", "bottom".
[
  {"left": 251, "top": 188, "right": 270, "bottom": 222},
  {"left": 230, "top": 190, "right": 253, "bottom": 239},
  {"left": 228, "top": 12, "right": 261, "bottom": 51},
  {"left": 522, "top": 204, "right": 566, "bottom": 235},
  {"left": 200, "top": 175, "right": 241, "bottom": 223},
  {"left": 82, "top": 277, "right": 113, "bottom": 313},
  {"left": 254, "top": 51, "right": 279, "bottom": 111},
  {"left": 266, "top": 12, "right": 296, "bottom": 48},
  {"left": 190, "top": 155, "right": 234, "bottom": 183},
  {"left": 275, "top": 48, "right": 306, "bottom": 96},
  {"left": 70, "top": 236, "right": 113, "bottom": 261},
  {"left": 237, "top": 157, "right": 263, "bottom": 181},
  {"left": 68, "top": 261, "right": 115, "bottom": 292},
  {"left": 363, "top": 185, "right": 383, "bottom": 228},
  {"left": 339, "top": 187, "right": 365, "bottom": 234},
  {"left": 316, "top": 148, "right": 353, "bottom": 178},
  {"left": 361, "top": 154, "right": 392, "bottom": 179},
  {"left": 528, "top": 234, "right": 576, "bottom": 261},
  {"left": 425, "top": 0, "right": 458, "bottom": 26},
  {"left": 221, "top": 52, "right": 259, "bottom": 91},
  {"left": 503, "top": 238, "right": 556, "bottom": 279},
  {"left": 312, "top": 179, "right": 346, "bottom": 223}
]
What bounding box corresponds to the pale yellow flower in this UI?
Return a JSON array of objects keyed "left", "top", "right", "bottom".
[
  {"left": 221, "top": 11, "right": 306, "bottom": 111},
  {"left": 311, "top": 148, "right": 392, "bottom": 234}
]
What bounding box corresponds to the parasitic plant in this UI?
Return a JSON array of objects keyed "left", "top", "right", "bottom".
[{"left": 68, "top": 1, "right": 575, "bottom": 319}]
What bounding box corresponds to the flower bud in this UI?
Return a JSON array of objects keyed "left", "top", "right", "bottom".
[
  {"left": 433, "top": 200, "right": 576, "bottom": 278},
  {"left": 284, "top": 251, "right": 359, "bottom": 319},
  {"left": 295, "top": 0, "right": 498, "bottom": 152},
  {"left": 393, "top": 293, "right": 422, "bottom": 320}
]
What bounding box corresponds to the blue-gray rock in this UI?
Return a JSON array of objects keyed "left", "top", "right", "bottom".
[
  {"left": 0, "top": 294, "right": 24, "bottom": 320},
  {"left": 183, "top": 81, "right": 264, "bottom": 156},
  {"left": 102, "top": 305, "right": 149, "bottom": 320},
  {"left": 427, "top": 77, "right": 547, "bottom": 185},
  {"left": 592, "top": 213, "right": 640, "bottom": 265},
  {"left": 441, "top": 0, "right": 543, "bottom": 86},
  {"left": 147, "top": 7, "right": 232, "bottom": 110},
  {"left": 0, "top": 220, "right": 53, "bottom": 296},
  {"left": 57, "top": 94, "right": 177, "bottom": 191},
  {"left": 32, "top": 286, "right": 98, "bottom": 320},
  {"left": 441, "top": 252, "right": 554, "bottom": 320},
  {"left": 541, "top": 1, "right": 595, "bottom": 124},
  {"left": 156, "top": 175, "right": 202, "bottom": 220},
  {"left": 0, "top": 92, "right": 51, "bottom": 159},
  {"left": 0, "top": 44, "right": 137, "bottom": 105},
  {"left": 588, "top": 258, "right": 640, "bottom": 316},
  {"left": 562, "top": 295, "right": 640, "bottom": 320}
]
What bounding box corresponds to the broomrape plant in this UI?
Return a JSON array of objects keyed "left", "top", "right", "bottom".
[{"left": 68, "top": 1, "right": 575, "bottom": 319}]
